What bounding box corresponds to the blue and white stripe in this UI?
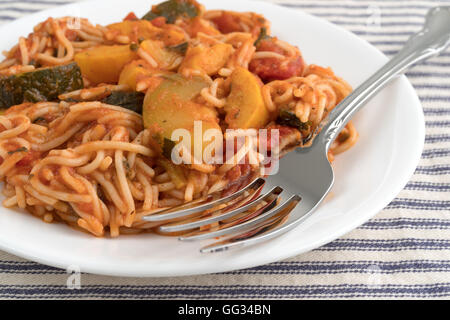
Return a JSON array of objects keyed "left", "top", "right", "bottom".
[{"left": 0, "top": 0, "right": 449, "bottom": 299}]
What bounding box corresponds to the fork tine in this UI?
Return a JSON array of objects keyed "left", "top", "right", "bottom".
[
  {"left": 200, "top": 202, "right": 293, "bottom": 253},
  {"left": 179, "top": 195, "right": 301, "bottom": 241},
  {"left": 201, "top": 197, "right": 321, "bottom": 253},
  {"left": 158, "top": 186, "right": 284, "bottom": 233},
  {"left": 142, "top": 177, "right": 265, "bottom": 222}
]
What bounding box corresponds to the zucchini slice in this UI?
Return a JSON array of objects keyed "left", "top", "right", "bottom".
[
  {"left": 0, "top": 62, "right": 83, "bottom": 108},
  {"left": 101, "top": 91, "right": 145, "bottom": 113}
]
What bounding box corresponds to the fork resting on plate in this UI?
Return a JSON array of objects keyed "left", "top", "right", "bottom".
[{"left": 143, "top": 6, "right": 450, "bottom": 253}]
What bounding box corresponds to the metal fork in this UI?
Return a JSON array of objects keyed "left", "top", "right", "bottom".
[{"left": 143, "top": 6, "right": 450, "bottom": 253}]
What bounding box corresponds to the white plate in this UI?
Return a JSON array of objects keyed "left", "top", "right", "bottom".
[{"left": 0, "top": 0, "right": 424, "bottom": 277}]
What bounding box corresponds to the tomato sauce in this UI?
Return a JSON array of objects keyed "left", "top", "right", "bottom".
[
  {"left": 15, "top": 150, "right": 41, "bottom": 167},
  {"left": 249, "top": 39, "right": 305, "bottom": 82},
  {"left": 76, "top": 202, "right": 94, "bottom": 215},
  {"left": 124, "top": 12, "right": 139, "bottom": 21},
  {"left": 150, "top": 16, "right": 166, "bottom": 27},
  {"left": 210, "top": 12, "right": 242, "bottom": 34}
]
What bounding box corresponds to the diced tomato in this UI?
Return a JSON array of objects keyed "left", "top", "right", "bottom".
[
  {"left": 65, "top": 29, "right": 78, "bottom": 41},
  {"left": 210, "top": 12, "right": 242, "bottom": 34},
  {"left": 225, "top": 165, "right": 241, "bottom": 182},
  {"left": 225, "top": 163, "right": 251, "bottom": 183},
  {"left": 77, "top": 202, "right": 94, "bottom": 214},
  {"left": 278, "top": 125, "right": 297, "bottom": 137},
  {"left": 124, "top": 12, "right": 139, "bottom": 21},
  {"left": 150, "top": 16, "right": 166, "bottom": 27},
  {"left": 249, "top": 39, "right": 305, "bottom": 82},
  {"left": 258, "top": 39, "right": 284, "bottom": 55},
  {"left": 263, "top": 124, "right": 297, "bottom": 151},
  {"left": 222, "top": 162, "right": 253, "bottom": 196},
  {"left": 251, "top": 56, "right": 304, "bottom": 82},
  {"left": 15, "top": 150, "right": 41, "bottom": 167}
]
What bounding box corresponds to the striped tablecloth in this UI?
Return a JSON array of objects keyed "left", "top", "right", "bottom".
[{"left": 1, "top": 0, "right": 450, "bottom": 300}]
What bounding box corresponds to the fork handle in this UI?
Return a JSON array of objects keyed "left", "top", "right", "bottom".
[{"left": 319, "top": 6, "right": 450, "bottom": 152}]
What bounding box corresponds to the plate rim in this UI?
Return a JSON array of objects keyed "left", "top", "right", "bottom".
[{"left": 0, "top": 0, "right": 425, "bottom": 277}]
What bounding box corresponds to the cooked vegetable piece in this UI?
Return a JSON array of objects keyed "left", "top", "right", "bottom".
[
  {"left": 140, "top": 40, "right": 183, "bottom": 70},
  {"left": 162, "top": 137, "right": 176, "bottom": 159},
  {"left": 118, "top": 60, "right": 155, "bottom": 90},
  {"left": 124, "top": 12, "right": 139, "bottom": 21},
  {"left": 224, "top": 67, "right": 269, "bottom": 129},
  {"left": 143, "top": 74, "right": 221, "bottom": 157},
  {"left": 74, "top": 45, "right": 138, "bottom": 85},
  {"left": 179, "top": 43, "right": 232, "bottom": 75},
  {"left": 209, "top": 11, "right": 243, "bottom": 34},
  {"left": 276, "top": 109, "right": 311, "bottom": 131},
  {"left": 142, "top": 0, "right": 200, "bottom": 24},
  {"left": 107, "top": 20, "right": 159, "bottom": 40},
  {"left": 168, "top": 42, "right": 189, "bottom": 54},
  {"left": 107, "top": 20, "right": 185, "bottom": 45},
  {"left": 130, "top": 43, "right": 139, "bottom": 52},
  {"left": 254, "top": 27, "right": 270, "bottom": 46},
  {"left": 33, "top": 117, "right": 46, "bottom": 124},
  {"left": 0, "top": 62, "right": 83, "bottom": 108},
  {"left": 157, "top": 158, "right": 187, "bottom": 188},
  {"left": 183, "top": 16, "right": 220, "bottom": 37},
  {"left": 249, "top": 38, "right": 305, "bottom": 82},
  {"left": 101, "top": 91, "right": 145, "bottom": 113},
  {"left": 209, "top": 11, "right": 267, "bottom": 35}
]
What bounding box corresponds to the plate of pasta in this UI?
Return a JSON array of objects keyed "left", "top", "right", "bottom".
[{"left": 0, "top": 0, "right": 424, "bottom": 276}]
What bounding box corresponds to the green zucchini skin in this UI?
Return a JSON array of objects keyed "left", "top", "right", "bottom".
[
  {"left": 101, "top": 91, "right": 145, "bottom": 113},
  {"left": 168, "top": 41, "right": 189, "bottom": 54},
  {"left": 162, "top": 137, "right": 176, "bottom": 159},
  {"left": 142, "top": 0, "right": 199, "bottom": 23},
  {"left": 0, "top": 62, "right": 83, "bottom": 108},
  {"left": 276, "top": 109, "right": 311, "bottom": 131}
]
